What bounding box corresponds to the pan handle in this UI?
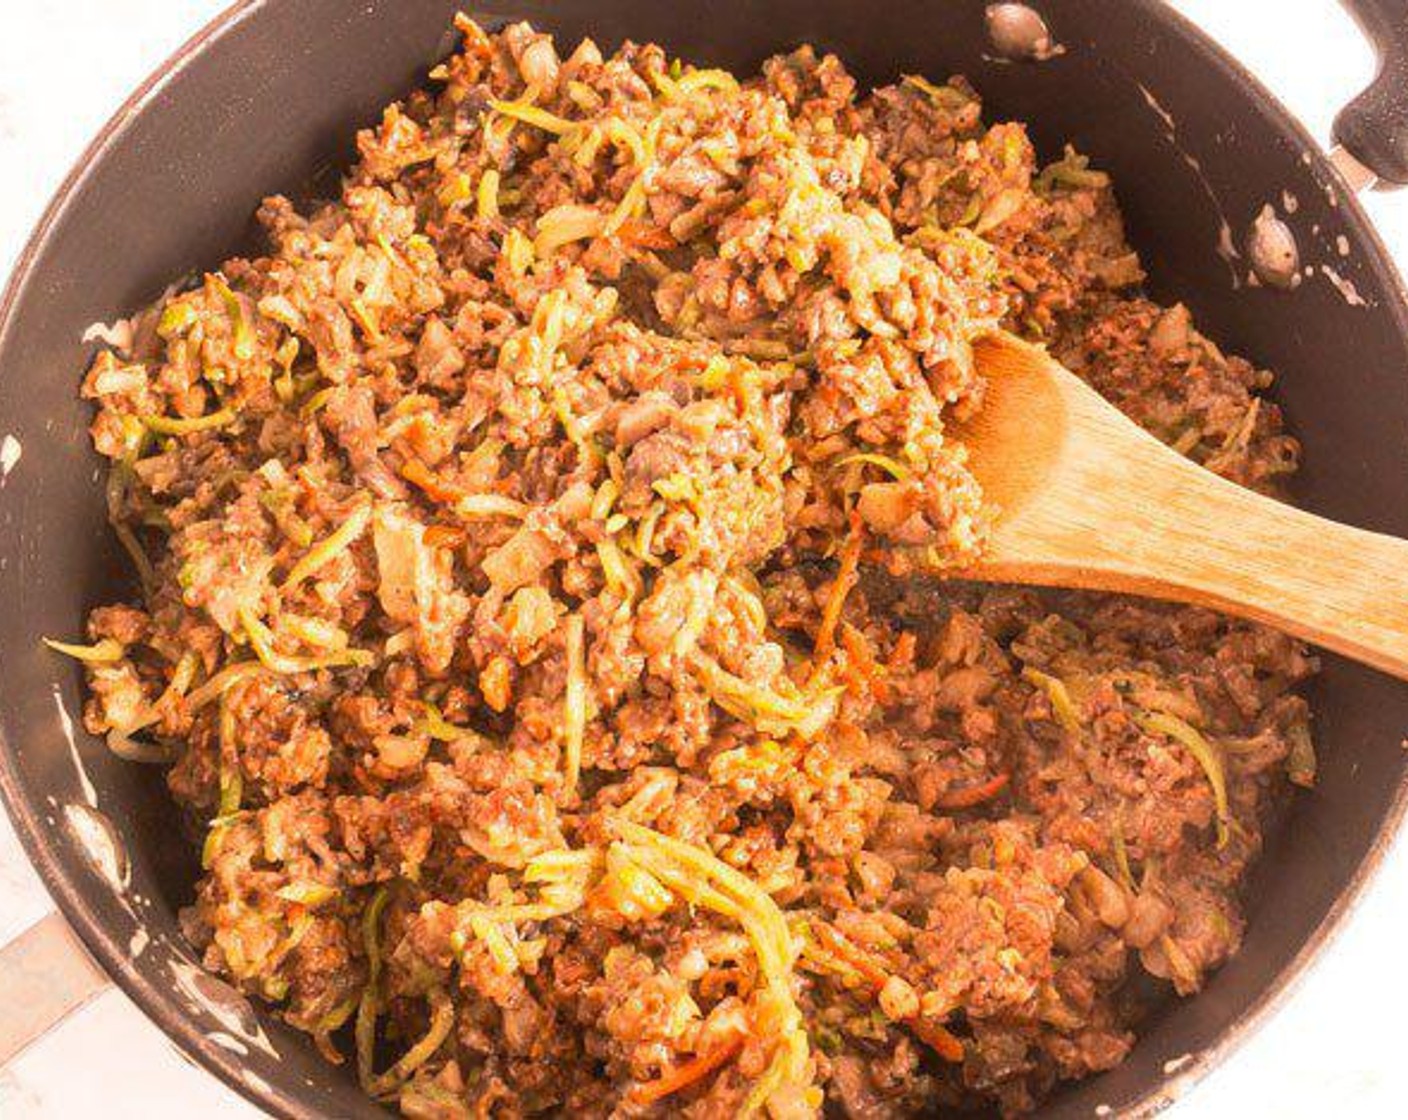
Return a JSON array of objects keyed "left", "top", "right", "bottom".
[
  {"left": 0, "top": 911, "right": 112, "bottom": 1068},
  {"left": 1334, "top": 0, "right": 1408, "bottom": 185}
]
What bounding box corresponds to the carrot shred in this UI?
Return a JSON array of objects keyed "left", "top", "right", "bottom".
[
  {"left": 839, "top": 622, "right": 888, "bottom": 703},
  {"left": 424, "top": 524, "right": 467, "bottom": 548},
  {"left": 933, "top": 772, "right": 1010, "bottom": 810},
  {"left": 400, "top": 458, "right": 462, "bottom": 504},
  {"left": 809, "top": 922, "right": 965, "bottom": 1064},
  {"left": 910, "top": 1016, "right": 965, "bottom": 1062},
  {"left": 887, "top": 631, "right": 917, "bottom": 673},
  {"left": 812, "top": 517, "right": 863, "bottom": 678},
  {"left": 630, "top": 1036, "right": 745, "bottom": 1104},
  {"left": 810, "top": 921, "right": 890, "bottom": 989}
]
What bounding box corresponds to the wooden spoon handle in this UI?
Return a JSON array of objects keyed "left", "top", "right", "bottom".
[
  {"left": 972, "top": 382, "right": 1408, "bottom": 678},
  {"left": 989, "top": 464, "right": 1408, "bottom": 678},
  {"left": 962, "top": 335, "right": 1408, "bottom": 679}
]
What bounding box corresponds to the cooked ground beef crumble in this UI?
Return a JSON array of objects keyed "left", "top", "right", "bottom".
[{"left": 60, "top": 17, "right": 1316, "bottom": 1118}]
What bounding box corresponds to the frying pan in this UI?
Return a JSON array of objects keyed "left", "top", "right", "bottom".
[{"left": 2, "top": 1, "right": 1407, "bottom": 1116}]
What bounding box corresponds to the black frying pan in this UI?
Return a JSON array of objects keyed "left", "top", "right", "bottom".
[{"left": 2, "top": 2, "right": 1408, "bottom": 1116}]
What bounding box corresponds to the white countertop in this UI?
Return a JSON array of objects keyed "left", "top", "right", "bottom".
[{"left": 2, "top": 2, "right": 1406, "bottom": 1116}]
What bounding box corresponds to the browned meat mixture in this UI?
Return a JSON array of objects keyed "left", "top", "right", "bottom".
[{"left": 57, "top": 18, "right": 1316, "bottom": 1118}]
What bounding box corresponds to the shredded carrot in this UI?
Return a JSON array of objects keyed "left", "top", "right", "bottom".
[
  {"left": 617, "top": 218, "right": 677, "bottom": 250},
  {"left": 812, "top": 516, "right": 863, "bottom": 677},
  {"left": 400, "top": 458, "right": 462, "bottom": 503},
  {"left": 630, "top": 1036, "right": 745, "bottom": 1104},
  {"left": 808, "top": 922, "right": 965, "bottom": 1063},
  {"left": 402, "top": 458, "right": 525, "bottom": 520},
  {"left": 887, "top": 631, "right": 918, "bottom": 673},
  {"left": 838, "top": 622, "right": 888, "bottom": 703},
  {"left": 424, "top": 524, "right": 467, "bottom": 548},
  {"left": 910, "top": 1016, "right": 965, "bottom": 1062},
  {"left": 933, "top": 771, "right": 1011, "bottom": 810},
  {"left": 810, "top": 921, "right": 890, "bottom": 989}
]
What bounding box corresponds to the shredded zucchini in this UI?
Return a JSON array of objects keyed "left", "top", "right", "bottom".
[
  {"left": 214, "top": 277, "right": 257, "bottom": 360},
  {"left": 201, "top": 692, "right": 245, "bottom": 869},
  {"left": 602, "top": 118, "right": 647, "bottom": 166},
  {"left": 455, "top": 493, "right": 528, "bottom": 519},
  {"left": 418, "top": 701, "right": 479, "bottom": 743},
  {"left": 614, "top": 821, "right": 810, "bottom": 1116},
  {"left": 1134, "top": 709, "right": 1231, "bottom": 849},
  {"left": 157, "top": 300, "right": 197, "bottom": 337},
  {"left": 596, "top": 537, "right": 642, "bottom": 601},
  {"left": 562, "top": 613, "right": 587, "bottom": 800},
  {"left": 370, "top": 988, "right": 455, "bottom": 1097},
  {"left": 184, "top": 661, "right": 265, "bottom": 711},
  {"left": 690, "top": 650, "right": 841, "bottom": 740},
  {"left": 217, "top": 694, "right": 243, "bottom": 817},
  {"left": 534, "top": 203, "right": 604, "bottom": 256},
  {"left": 489, "top": 97, "right": 577, "bottom": 135},
  {"left": 1111, "top": 819, "right": 1136, "bottom": 892},
  {"left": 356, "top": 885, "right": 392, "bottom": 1094},
  {"left": 677, "top": 68, "right": 739, "bottom": 95},
  {"left": 1021, "top": 667, "right": 1082, "bottom": 735},
  {"left": 1036, "top": 147, "right": 1111, "bottom": 193},
  {"left": 239, "top": 607, "right": 375, "bottom": 675},
  {"left": 282, "top": 501, "right": 372, "bottom": 588},
  {"left": 835, "top": 452, "right": 911, "bottom": 480},
  {"left": 901, "top": 74, "right": 970, "bottom": 109},
  {"left": 277, "top": 881, "right": 339, "bottom": 908},
  {"left": 142, "top": 408, "right": 237, "bottom": 436},
  {"left": 43, "top": 637, "right": 125, "bottom": 663},
  {"left": 477, "top": 168, "right": 501, "bottom": 219}
]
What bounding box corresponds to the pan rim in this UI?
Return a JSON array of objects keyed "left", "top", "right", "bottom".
[
  {"left": 0, "top": 2, "right": 1406, "bottom": 1118},
  {"left": 0, "top": 7, "right": 311, "bottom": 1116}
]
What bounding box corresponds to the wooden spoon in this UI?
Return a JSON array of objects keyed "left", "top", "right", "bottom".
[{"left": 957, "top": 331, "right": 1408, "bottom": 679}]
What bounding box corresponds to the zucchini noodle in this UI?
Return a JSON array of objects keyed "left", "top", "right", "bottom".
[
  {"left": 43, "top": 637, "right": 124, "bottom": 663},
  {"left": 142, "top": 408, "right": 237, "bottom": 436},
  {"left": 489, "top": 97, "right": 577, "bottom": 135},
  {"left": 614, "top": 821, "right": 811, "bottom": 1116},
  {"left": 1134, "top": 709, "right": 1232, "bottom": 849},
  {"left": 239, "top": 607, "right": 375, "bottom": 675},
  {"left": 282, "top": 501, "right": 372, "bottom": 588},
  {"left": 1021, "top": 666, "right": 1082, "bottom": 735},
  {"left": 562, "top": 613, "right": 587, "bottom": 800},
  {"left": 356, "top": 885, "right": 392, "bottom": 1094}
]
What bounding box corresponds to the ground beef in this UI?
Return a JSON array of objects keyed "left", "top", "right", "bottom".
[{"left": 63, "top": 17, "right": 1314, "bottom": 1118}]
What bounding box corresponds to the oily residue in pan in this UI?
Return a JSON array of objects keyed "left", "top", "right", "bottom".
[
  {"left": 80, "top": 316, "right": 136, "bottom": 352},
  {"left": 1136, "top": 82, "right": 1242, "bottom": 286},
  {"left": 1321, "top": 264, "right": 1369, "bottom": 307},
  {"left": 170, "top": 956, "right": 280, "bottom": 1060},
  {"left": 0, "top": 434, "right": 21, "bottom": 483},
  {"left": 62, "top": 803, "right": 129, "bottom": 891},
  {"left": 52, "top": 683, "right": 97, "bottom": 807},
  {"left": 209, "top": 1031, "right": 250, "bottom": 1057}
]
